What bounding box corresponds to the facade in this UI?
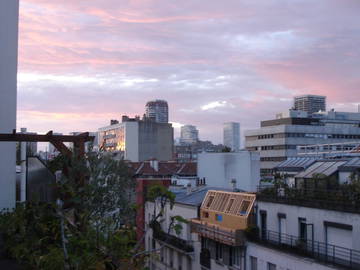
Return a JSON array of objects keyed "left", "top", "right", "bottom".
[
  {"left": 223, "top": 122, "right": 240, "bottom": 151},
  {"left": 245, "top": 110, "right": 360, "bottom": 175},
  {"left": 251, "top": 188, "right": 360, "bottom": 270},
  {"left": 197, "top": 152, "right": 260, "bottom": 192},
  {"left": 98, "top": 116, "right": 173, "bottom": 162},
  {"left": 144, "top": 182, "right": 360, "bottom": 270},
  {"left": 0, "top": 0, "right": 19, "bottom": 210},
  {"left": 180, "top": 125, "right": 199, "bottom": 145},
  {"left": 294, "top": 95, "right": 326, "bottom": 114},
  {"left": 145, "top": 100, "right": 169, "bottom": 123}
]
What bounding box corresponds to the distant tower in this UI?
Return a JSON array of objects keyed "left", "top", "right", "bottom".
[
  {"left": 145, "top": 100, "right": 169, "bottom": 123},
  {"left": 180, "top": 125, "right": 199, "bottom": 144},
  {"left": 223, "top": 122, "right": 240, "bottom": 151},
  {"left": 294, "top": 95, "right": 326, "bottom": 114}
]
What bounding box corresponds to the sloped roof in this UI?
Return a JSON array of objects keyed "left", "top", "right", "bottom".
[
  {"left": 170, "top": 186, "right": 233, "bottom": 206},
  {"left": 339, "top": 157, "right": 360, "bottom": 171},
  {"left": 295, "top": 160, "right": 347, "bottom": 179},
  {"left": 275, "top": 157, "right": 318, "bottom": 172},
  {"left": 201, "top": 190, "right": 256, "bottom": 217},
  {"left": 128, "top": 161, "right": 197, "bottom": 177}
]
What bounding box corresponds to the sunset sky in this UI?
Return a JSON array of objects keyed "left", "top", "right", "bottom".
[{"left": 17, "top": 0, "right": 360, "bottom": 144}]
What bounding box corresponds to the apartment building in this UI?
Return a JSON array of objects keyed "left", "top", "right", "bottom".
[
  {"left": 145, "top": 187, "right": 214, "bottom": 270},
  {"left": 245, "top": 110, "right": 360, "bottom": 175},
  {"left": 98, "top": 115, "right": 173, "bottom": 162},
  {"left": 249, "top": 186, "right": 360, "bottom": 270},
  {"left": 294, "top": 95, "right": 326, "bottom": 114}
]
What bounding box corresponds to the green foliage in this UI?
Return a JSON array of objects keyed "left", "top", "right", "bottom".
[
  {"left": 221, "top": 146, "right": 232, "bottom": 152},
  {"left": 0, "top": 151, "right": 139, "bottom": 270}
]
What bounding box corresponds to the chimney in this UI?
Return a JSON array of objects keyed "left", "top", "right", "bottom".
[
  {"left": 186, "top": 182, "right": 192, "bottom": 195},
  {"left": 150, "top": 159, "right": 159, "bottom": 172},
  {"left": 110, "top": 119, "right": 119, "bottom": 125},
  {"left": 230, "top": 178, "right": 237, "bottom": 191}
]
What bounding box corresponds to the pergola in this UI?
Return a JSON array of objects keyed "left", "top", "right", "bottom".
[{"left": 0, "top": 129, "right": 95, "bottom": 157}]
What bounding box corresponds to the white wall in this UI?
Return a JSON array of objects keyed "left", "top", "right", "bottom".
[
  {"left": 0, "top": 0, "right": 19, "bottom": 210},
  {"left": 257, "top": 201, "right": 360, "bottom": 251},
  {"left": 197, "top": 152, "right": 260, "bottom": 192},
  {"left": 145, "top": 201, "right": 201, "bottom": 270},
  {"left": 247, "top": 242, "right": 337, "bottom": 270}
]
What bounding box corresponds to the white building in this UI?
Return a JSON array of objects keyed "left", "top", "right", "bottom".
[
  {"left": 197, "top": 152, "right": 260, "bottom": 192},
  {"left": 0, "top": 0, "right": 19, "bottom": 210},
  {"left": 223, "top": 122, "right": 240, "bottom": 151},
  {"left": 248, "top": 192, "right": 360, "bottom": 270},
  {"left": 98, "top": 116, "right": 173, "bottom": 162},
  {"left": 180, "top": 125, "right": 199, "bottom": 144},
  {"left": 145, "top": 187, "right": 213, "bottom": 270},
  {"left": 245, "top": 110, "right": 360, "bottom": 175}
]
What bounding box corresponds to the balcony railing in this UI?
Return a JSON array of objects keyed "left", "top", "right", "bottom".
[
  {"left": 191, "top": 219, "right": 245, "bottom": 246},
  {"left": 153, "top": 229, "right": 194, "bottom": 253},
  {"left": 251, "top": 230, "right": 360, "bottom": 269},
  {"left": 257, "top": 186, "right": 360, "bottom": 214}
]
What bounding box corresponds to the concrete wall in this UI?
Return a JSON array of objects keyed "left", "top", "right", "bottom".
[
  {"left": 124, "top": 122, "right": 139, "bottom": 161},
  {"left": 197, "top": 152, "right": 260, "bottom": 192},
  {"left": 138, "top": 121, "right": 173, "bottom": 162},
  {"left": 0, "top": 0, "right": 19, "bottom": 210}
]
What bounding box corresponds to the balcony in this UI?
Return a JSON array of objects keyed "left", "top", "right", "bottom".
[
  {"left": 191, "top": 219, "right": 245, "bottom": 246},
  {"left": 153, "top": 228, "right": 194, "bottom": 253},
  {"left": 257, "top": 186, "right": 360, "bottom": 214},
  {"left": 250, "top": 230, "right": 360, "bottom": 269}
]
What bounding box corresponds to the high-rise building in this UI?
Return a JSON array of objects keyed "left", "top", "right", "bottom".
[
  {"left": 145, "top": 99, "right": 169, "bottom": 123},
  {"left": 0, "top": 0, "right": 19, "bottom": 210},
  {"left": 98, "top": 115, "right": 173, "bottom": 162},
  {"left": 245, "top": 109, "right": 360, "bottom": 175},
  {"left": 294, "top": 95, "right": 326, "bottom": 114},
  {"left": 180, "top": 125, "right": 199, "bottom": 144},
  {"left": 223, "top": 122, "right": 240, "bottom": 151}
]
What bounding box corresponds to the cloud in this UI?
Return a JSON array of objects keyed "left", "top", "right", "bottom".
[{"left": 17, "top": 0, "right": 360, "bottom": 145}]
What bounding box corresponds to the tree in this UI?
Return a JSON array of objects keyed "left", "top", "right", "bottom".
[{"left": 0, "top": 150, "right": 138, "bottom": 270}]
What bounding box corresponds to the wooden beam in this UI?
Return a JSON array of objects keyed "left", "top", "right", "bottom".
[{"left": 0, "top": 132, "right": 94, "bottom": 143}]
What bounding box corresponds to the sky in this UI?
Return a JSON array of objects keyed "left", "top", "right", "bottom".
[{"left": 17, "top": 0, "right": 360, "bottom": 145}]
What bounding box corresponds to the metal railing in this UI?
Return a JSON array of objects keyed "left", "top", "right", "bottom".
[
  {"left": 253, "top": 230, "right": 360, "bottom": 269},
  {"left": 191, "top": 219, "right": 245, "bottom": 246},
  {"left": 153, "top": 229, "right": 194, "bottom": 253},
  {"left": 257, "top": 186, "right": 360, "bottom": 214}
]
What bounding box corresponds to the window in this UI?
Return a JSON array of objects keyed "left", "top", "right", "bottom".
[
  {"left": 178, "top": 253, "right": 183, "bottom": 270},
  {"left": 215, "top": 242, "right": 223, "bottom": 261},
  {"left": 250, "top": 256, "right": 257, "bottom": 270},
  {"left": 203, "top": 211, "right": 209, "bottom": 218},
  {"left": 230, "top": 247, "right": 241, "bottom": 267},
  {"left": 215, "top": 214, "right": 223, "bottom": 221},
  {"left": 240, "top": 200, "right": 250, "bottom": 215},
  {"left": 206, "top": 195, "right": 214, "bottom": 208},
  {"left": 169, "top": 249, "right": 174, "bottom": 267},
  {"left": 267, "top": 262, "right": 276, "bottom": 270}
]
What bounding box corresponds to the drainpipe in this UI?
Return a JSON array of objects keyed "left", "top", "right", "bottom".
[{"left": 20, "top": 140, "right": 26, "bottom": 202}]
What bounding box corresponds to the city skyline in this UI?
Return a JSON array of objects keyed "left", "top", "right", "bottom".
[{"left": 17, "top": 0, "right": 360, "bottom": 144}]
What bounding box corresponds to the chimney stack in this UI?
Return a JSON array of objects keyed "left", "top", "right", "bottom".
[{"left": 186, "top": 182, "right": 192, "bottom": 195}]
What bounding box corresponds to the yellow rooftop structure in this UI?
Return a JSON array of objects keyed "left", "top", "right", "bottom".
[{"left": 191, "top": 190, "right": 256, "bottom": 246}]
